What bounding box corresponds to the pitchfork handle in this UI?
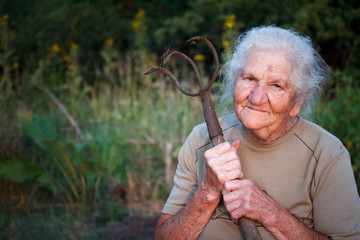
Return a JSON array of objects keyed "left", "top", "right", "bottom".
[{"left": 201, "top": 92, "right": 260, "bottom": 240}]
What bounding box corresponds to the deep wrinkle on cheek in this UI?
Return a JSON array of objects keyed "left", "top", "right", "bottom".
[{"left": 268, "top": 94, "right": 291, "bottom": 114}]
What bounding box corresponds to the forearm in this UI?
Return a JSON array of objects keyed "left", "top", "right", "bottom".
[
  {"left": 155, "top": 183, "right": 221, "bottom": 240},
  {"left": 265, "top": 207, "right": 329, "bottom": 240}
]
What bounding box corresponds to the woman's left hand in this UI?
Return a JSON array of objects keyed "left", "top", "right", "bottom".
[{"left": 222, "top": 179, "right": 281, "bottom": 227}]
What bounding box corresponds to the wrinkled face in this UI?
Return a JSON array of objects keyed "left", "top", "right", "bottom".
[{"left": 233, "top": 50, "right": 303, "bottom": 142}]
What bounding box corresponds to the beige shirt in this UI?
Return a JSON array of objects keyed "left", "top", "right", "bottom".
[{"left": 163, "top": 113, "right": 360, "bottom": 239}]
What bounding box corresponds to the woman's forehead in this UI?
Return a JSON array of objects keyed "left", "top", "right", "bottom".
[{"left": 243, "top": 50, "right": 291, "bottom": 76}]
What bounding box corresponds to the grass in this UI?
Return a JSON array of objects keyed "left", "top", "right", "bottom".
[{"left": 0, "top": 202, "right": 129, "bottom": 240}]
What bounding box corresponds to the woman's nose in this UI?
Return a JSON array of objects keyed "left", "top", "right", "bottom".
[{"left": 248, "top": 83, "right": 268, "bottom": 105}]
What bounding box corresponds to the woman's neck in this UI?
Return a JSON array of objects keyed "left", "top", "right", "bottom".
[{"left": 243, "top": 116, "right": 299, "bottom": 145}]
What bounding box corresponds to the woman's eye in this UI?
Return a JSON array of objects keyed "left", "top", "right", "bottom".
[
  {"left": 248, "top": 77, "right": 255, "bottom": 81},
  {"left": 273, "top": 83, "right": 282, "bottom": 88}
]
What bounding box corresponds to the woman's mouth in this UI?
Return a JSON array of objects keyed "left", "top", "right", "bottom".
[{"left": 247, "top": 106, "right": 267, "bottom": 113}]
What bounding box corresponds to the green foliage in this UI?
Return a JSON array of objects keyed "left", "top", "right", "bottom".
[
  {"left": 0, "top": 157, "right": 58, "bottom": 196},
  {"left": 21, "top": 113, "right": 129, "bottom": 204},
  {"left": 0, "top": 39, "right": 204, "bottom": 206},
  {"left": 35, "top": 174, "right": 58, "bottom": 196},
  {"left": 0, "top": 157, "right": 42, "bottom": 183},
  {"left": 293, "top": 0, "right": 360, "bottom": 70},
  {"left": 24, "top": 114, "right": 57, "bottom": 150}
]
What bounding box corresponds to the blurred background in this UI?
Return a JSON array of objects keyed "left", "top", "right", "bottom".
[{"left": 0, "top": 0, "right": 359, "bottom": 239}]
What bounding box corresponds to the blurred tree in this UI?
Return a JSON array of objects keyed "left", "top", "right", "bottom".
[
  {"left": 293, "top": 0, "right": 360, "bottom": 72},
  {"left": 0, "top": 0, "right": 359, "bottom": 82}
]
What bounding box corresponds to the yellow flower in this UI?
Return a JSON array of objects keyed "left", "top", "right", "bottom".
[
  {"left": 105, "top": 38, "right": 114, "bottom": 47},
  {"left": 225, "top": 20, "right": 235, "bottom": 29},
  {"left": 70, "top": 42, "right": 78, "bottom": 51},
  {"left": 0, "top": 14, "right": 8, "bottom": 28},
  {"left": 346, "top": 140, "right": 353, "bottom": 149},
  {"left": 224, "top": 14, "right": 235, "bottom": 29},
  {"left": 222, "top": 40, "right": 230, "bottom": 47},
  {"left": 132, "top": 20, "right": 140, "bottom": 31},
  {"left": 194, "top": 54, "right": 205, "bottom": 61},
  {"left": 51, "top": 44, "right": 60, "bottom": 52},
  {"left": 135, "top": 8, "right": 146, "bottom": 20},
  {"left": 13, "top": 62, "right": 19, "bottom": 69}
]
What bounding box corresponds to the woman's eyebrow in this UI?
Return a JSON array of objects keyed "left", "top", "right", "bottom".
[
  {"left": 267, "top": 76, "right": 290, "bottom": 87},
  {"left": 241, "top": 71, "right": 257, "bottom": 79}
]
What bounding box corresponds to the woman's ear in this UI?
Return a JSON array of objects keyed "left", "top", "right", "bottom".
[
  {"left": 289, "top": 92, "right": 308, "bottom": 117},
  {"left": 289, "top": 100, "right": 304, "bottom": 117}
]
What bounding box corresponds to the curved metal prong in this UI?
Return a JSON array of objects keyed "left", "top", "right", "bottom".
[
  {"left": 144, "top": 66, "right": 200, "bottom": 97},
  {"left": 144, "top": 36, "right": 220, "bottom": 98},
  {"left": 144, "top": 66, "right": 161, "bottom": 75},
  {"left": 163, "top": 51, "right": 203, "bottom": 89},
  {"left": 187, "top": 36, "right": 220, "bottom": 92}
]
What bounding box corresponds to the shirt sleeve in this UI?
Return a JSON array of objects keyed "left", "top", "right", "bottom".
[
  {"left": 162, "top": 128, "right": 199, "bottom": 215},
  {"left": 313, "top": 151, "right": 360, "bottom": 239}
]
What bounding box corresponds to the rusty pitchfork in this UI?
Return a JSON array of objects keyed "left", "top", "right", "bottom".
[{"left": 144, "top": 36, "right": 260, "bottom": 240}]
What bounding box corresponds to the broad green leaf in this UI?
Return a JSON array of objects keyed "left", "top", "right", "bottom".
[
  {"left": 0, "top": 157, "right": 42, "bottom": 183},
  {"left": 24, "top": 114, "right": 57, "bottom": 151},
  {"left": 43, "top": 139, "right": 77, "bottom": 160}
]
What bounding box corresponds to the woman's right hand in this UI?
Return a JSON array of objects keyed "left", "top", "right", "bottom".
[{"left": 202, "top": 140, "right": 243, "bottom": 195}]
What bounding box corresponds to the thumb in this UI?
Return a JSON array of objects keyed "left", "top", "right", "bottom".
[{"left": 231, "top": 140, "right": 241, "bottom": 150}]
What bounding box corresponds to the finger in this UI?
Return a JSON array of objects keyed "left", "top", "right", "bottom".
[
  {"left": 212, "top": 163, "right": 239, "bottom": 178},
  {"left": 224, "top": 193, "right": 242, "bottom": 213},
  {"left": 222, "top": 179, "right": 242, "bottom": 194},
  {"left": 215, "top": 168, "right": 243, "bottom": 185},
  {"left": 223, "top": 188, "right": 239, "bottom": 203},
  {"left": 223, "top": 180, "right": 255, "bottom": 207},
  {"left": 225, "top": 168, "right": 243, "bottom": 180},
  {"left": 207, "top": 150, "right": 240, "bottom": 167},
  {"left": 230, "top": 207, "right": 245, "bottom": 223},
  {"left": 220, "top": 159, "right": 241, "bottom": 171},
  {"left": 205, "top": 142, "right": 234, "bottom": 156},
  {"left": 224, "top": 190, "right": 253, "bottom": 217},
  {"left": 209, "top": 151, "right": 241, "bottom": 168}
]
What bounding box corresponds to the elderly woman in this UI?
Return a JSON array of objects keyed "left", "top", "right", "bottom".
[{"left": 154, "top": 26, "right": 360, "bottom": 239}]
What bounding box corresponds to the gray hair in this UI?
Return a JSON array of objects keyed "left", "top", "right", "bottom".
[{"left": 219, "top": 25, "right": 331, "bottom": 115}]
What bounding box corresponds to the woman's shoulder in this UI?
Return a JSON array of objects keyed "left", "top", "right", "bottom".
[{"left": 295, "top": 117, "right": 349, "bottom": 158}]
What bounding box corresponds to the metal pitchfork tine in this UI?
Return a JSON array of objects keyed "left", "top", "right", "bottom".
[{"left": 144, "top": 36, "right": 260, "bottom": 240}]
